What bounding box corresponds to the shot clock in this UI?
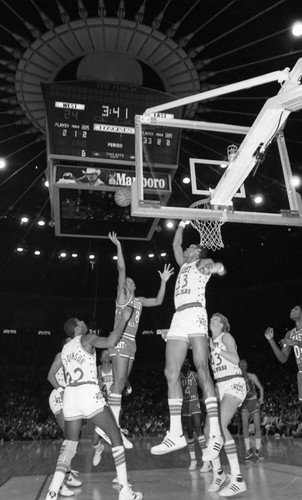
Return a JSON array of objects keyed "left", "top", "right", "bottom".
[{"left": 41, "top": 81, "right": 182, "bottom": 167}]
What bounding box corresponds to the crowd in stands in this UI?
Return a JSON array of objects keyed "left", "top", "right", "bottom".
[{"left": 1, "top": 362, "right": 302, "bottom": 442}]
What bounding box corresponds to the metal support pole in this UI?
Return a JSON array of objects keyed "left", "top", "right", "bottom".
[{"left": 276, "top": 131, "right": 301, "bottom": 212}]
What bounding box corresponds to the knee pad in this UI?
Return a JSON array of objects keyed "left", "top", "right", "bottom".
[{"left": 59, "top": 440, "right": 78, "bottom": 465}]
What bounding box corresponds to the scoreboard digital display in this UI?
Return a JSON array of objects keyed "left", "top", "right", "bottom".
[{"left": 41, "top": 81, "right": 183, "bottom": 166}]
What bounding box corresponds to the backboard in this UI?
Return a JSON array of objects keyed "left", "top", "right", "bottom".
[{"left": 131, "top": 58, "right": 302, "bottom": 228}]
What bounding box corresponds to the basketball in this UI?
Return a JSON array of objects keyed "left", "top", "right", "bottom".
[{"left": 114, "top": 187, "right": 131, "bottom": 207}]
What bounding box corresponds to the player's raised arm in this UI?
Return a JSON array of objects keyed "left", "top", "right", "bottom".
[
  {"left": 264, "top": 327, "right": 291, "bottom": 363},
  {"left": 88, "top": 306, "right": 133, "bottom": 349},
  {"left": 140, "top": 264, "right": 174, "bottom": 307},
  {"left": 173, "top": 221, "right": 186, "bottom": 266},
  {"left": 108, "top": 231, "right": 127, "bottom": 294}
]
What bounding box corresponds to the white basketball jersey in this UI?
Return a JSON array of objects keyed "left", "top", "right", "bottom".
[
  {"left": 61, "top": 335, "right": 98, "bottom": 386},
  {"left": 174, "top": 260, "right": 210, "bottom": 309},
  {"left": 210, "top": 333, "right": 242, "bottom": 381},
  {"left": 100, "top": 368, "right": 114, "bottom": 394},
  {"left": 55, "top": 366, "right": 66, "bottom": 388}
]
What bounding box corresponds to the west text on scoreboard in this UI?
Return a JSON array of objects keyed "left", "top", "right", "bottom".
[{"left": 42, "top": 81, "right": 182, "bottom": 167}]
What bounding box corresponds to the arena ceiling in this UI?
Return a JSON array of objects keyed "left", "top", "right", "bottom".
[{"left": 0, "top": 0, "right": 302, "bottom": 305}]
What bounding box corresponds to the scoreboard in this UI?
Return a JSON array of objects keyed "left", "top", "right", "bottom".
[{"left": 41, "top": 81, "right": 183, "bottom": 167}]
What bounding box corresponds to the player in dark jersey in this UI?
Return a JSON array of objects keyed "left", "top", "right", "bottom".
[
  {"left": 91, "top": 349, "right": 114, "bottom": 467},
  {"left": 108, "top": 231, "right": 174, "bottom": 449},
  {"left": 180, "top": 358, "right": 212, "bottom": 472},
  {"left": 239, "top": 359, "right": 264, "bottom": 461},
  {"left": 265, "top": 305, "right": 302, "bottom": 400}
]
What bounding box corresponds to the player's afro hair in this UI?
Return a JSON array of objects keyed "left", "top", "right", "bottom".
[{"left": 64, "top": 317, "right": 78, "bottom": 337}]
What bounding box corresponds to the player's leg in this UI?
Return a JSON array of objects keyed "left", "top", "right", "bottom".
[
  {"left": 218, "top": 395, "right": 247, "bottom": 497},
  {"left": 127, "top": 357, "right": 134, "bottom": 379},
  {"left": 150, "top": 339, "right": 188, "bottom": 455},
  {"left": 184, "top": 415, "right": 197, "bottom": 470},
  {"left": 91, "top": 427, "right": 105, "bottom": 467},
  {"left": 46, "top": 419, "right": 82, "bottom": 499},
  {"left": 192, "top": 412, "right": 212, "bottom": 472},
  {"left": 191, "top": 336, "right": 222, "bottom": 461},
  {"left": 253, "top": 410, "right": 264, "bottom": 460},
  {"left": 108, "top": 354, "right": 129, "bottom": 425},
  {"left": 91, "top": 407, "right": 142, "bottom": 500},
  {"left": 55, "top": 410, "right": 65, "bottom": 434},
  {"left": 108, "top": 354, "right": 133, "bottom": 449},
  {"left": 241, "top": 410, "right": 253, "bottom": 459},
  {"left": 49, "top": 389, "right": 65, "bottom": 434}
]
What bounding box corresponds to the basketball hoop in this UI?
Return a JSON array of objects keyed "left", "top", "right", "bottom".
[
  {"left": 190, "top": 197, "right": 225, "bottom": 251},
  {"left": 227, "top": 144, "right": 238, "bottom": 162}
]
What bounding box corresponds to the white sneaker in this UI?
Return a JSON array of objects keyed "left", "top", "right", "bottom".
[
  {"left": 202, "top": 435, "right": 223, "bottom": 461},
  {"left": 93, "top": 443, "right": 105, "bottom": 466},
  {"left": 66, "top": 470, "right": 82, "bottom": 487},
  {"left": 208, "top": 470, "right": 227, "bottom": 492},
  {"left": 219, "top": 475, "right": 247, "bottom": 497},
  {"left": 119, "top": 484, "right": 143, "bottom": 500},
  {"left": 59, "top": 484, "right": 75, "bottom": 497},
  {"left": 150, "top": 432, "right": 187, "bottom": 455},
  {"left": 189, "top": 459, "right": 197, "bottom": 471},
  {"left": 200, "top": 461, "right": 212, "bottom": 473},
  {"left": 121, "top": 431, "right": 133, "bottom": 449},
  {"left": 112, "top": 476, "right": 119, "bottom": 484}
]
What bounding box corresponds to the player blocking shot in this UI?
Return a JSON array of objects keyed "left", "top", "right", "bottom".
[{"left": 151, "top": 220, "right": 226, "bottom": 460}]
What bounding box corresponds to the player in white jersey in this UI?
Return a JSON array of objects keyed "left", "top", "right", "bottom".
[
  {"left": 107, "top": 231, "right": 174, "bottom": 448},
  {"left": 98, "top": 349, "right": 114, "bottom": 397},
  {"left": 45, "top": 307, "right": 143, "bottom": 500},
  {"left": 151, "top": 221, "right": 225, "bottom": 460},
  {"left": 47, "top": 339, "right": 82, "bottom": 497},
  {"left": 208, "top": 313, "right": 247, "bottom": 497},
  {"left": 265, "top": 305, "right": 302, "bottom": 400}
]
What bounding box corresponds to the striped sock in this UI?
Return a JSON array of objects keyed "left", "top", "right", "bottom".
[
  {"left": 205, "top": 397, "right": 220, "bottom": 436},
  {"left": 224, "top": 439, "right": 241, "bottom": 476},
  {"left": 48, "top": 441, "right": 70, "bottom": 493},
  {"left": 187, "top": 437, "right": 196, "bottom": 460},
  {"left": 168, "top": 398, "right": 183, "bottom": 436},
  {"left": 108, "top": 393, "right": 122, "bottom": 426},
  {"left": 112, "top": 445, "right": 128, "bottom": 486},
  {"left": 198, "top": 434, "right": 207, "bottom": 452}
]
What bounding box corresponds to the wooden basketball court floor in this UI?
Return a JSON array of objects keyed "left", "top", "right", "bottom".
[{"left": 1, "top": 434, "right": 302, "bottom": 500}]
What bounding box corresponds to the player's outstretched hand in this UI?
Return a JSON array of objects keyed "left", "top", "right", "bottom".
[
  {"left": 264, "top": 327, "right": 274, "bottom": 340},
  {"left": 158, "top": 263, "right": 174, "bottom": 282},
  {"left": 108, "top": 231, "right": 120, "bottom": 247}
]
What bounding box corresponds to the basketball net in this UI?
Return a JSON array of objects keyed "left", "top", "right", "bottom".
[{"left": 190, "top": 197, "right": 225, "bottom": 251}]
